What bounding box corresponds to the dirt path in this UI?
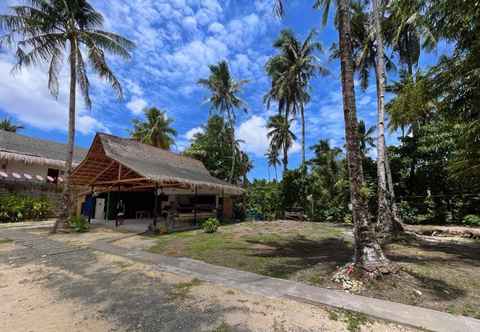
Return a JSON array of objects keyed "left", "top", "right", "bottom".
[{"left": 0, "top": 230, "right": 416, "bottom": 332}]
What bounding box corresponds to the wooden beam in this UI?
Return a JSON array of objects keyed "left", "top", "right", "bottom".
[
  {"left": 94, "top": 177, "right": 148, "bottom": 186},
  {"left": 90, "top": 160, "right": 116, "bottom": 185},
  {"left": 118, "top": 164, "right": 122, "bottom": 180}
]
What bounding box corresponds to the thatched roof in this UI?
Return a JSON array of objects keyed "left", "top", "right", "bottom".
[
  {"left": 0, "top": 130, "right": 88, "bottom": 168},
  {"left": 71, "top": 133, "right": 244, "bottom": 195}
]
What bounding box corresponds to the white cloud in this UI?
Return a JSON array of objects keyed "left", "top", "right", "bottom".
[
  {"left": 184, "top": 126, "right": 204, "bottom": 140},
  {"left": 182, "top": 16, "right": 198, "bottom": 32},
  {"left": 237, "top": 115, "right": 300, "bottom": 157},
  {"left": 0, "top": 55, "right": 108, "bottom": 135},
  {"left": 208, "top": 22, "right": 225, "bottom": 34},
  {"left": 126, "top": 98, "right": 148, "bottom": 115}
]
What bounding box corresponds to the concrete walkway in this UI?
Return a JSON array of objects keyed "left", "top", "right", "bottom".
[{"left": 2, "top": 229, "right": 480, "bottom": 332}]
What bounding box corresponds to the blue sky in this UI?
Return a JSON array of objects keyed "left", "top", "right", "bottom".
[{"left": 0, "top": 0, "right": 449, "bottom": 180}]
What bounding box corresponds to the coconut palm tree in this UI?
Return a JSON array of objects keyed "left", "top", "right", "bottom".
[
  {"left": 265, "top": 29, "right": 327, "bottom": 165},
  {"left": 273, "top": 0, "right": 391, "bottom": 274},
  {"left": 0, "top": 0, "right": 135, "bottom": 233},
  {"left": 198, "top": 60, "right": 248, "bottom": 184},
  {"left": 386, "top": 0, "right": 435, "bottom": 76},
  {"left": 267, "top": 114, "right": 296, "bottom": 175},
  {"left": 0, "top": 117, "right": 24, "bottom": 133},
  {"left": 131, "top": 107, "right": 177, "bottom": 150},
  {"left": 265, "top": 147, "right": 281, "bottom": 181}
]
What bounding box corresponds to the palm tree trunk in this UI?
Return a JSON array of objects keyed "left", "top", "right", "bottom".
[
  {"left": 337, "top": 0, "right": 390, "bottom": 273},
  {"left": 372, "top": 0, "right": 393, "bottom": 239},
  {"left": 52, "top": 38, "right": 77, "bottom": 234},
  {"left": 301, "top": 103, "right": 306, "bottom": 165},
  {"left": 385, "top": 143, "right": 403, "bottom": 231},
  {"left": 283, "top": 104, "right": 289, "bottom": 176},
  {"left": 229, "top": 126, "right": 236, "bottom": 184}
]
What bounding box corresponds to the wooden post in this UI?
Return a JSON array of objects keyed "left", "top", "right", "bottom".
[
  {"left": 152, "top": 183, "right": 158, "bottom": 231},
  {"left": 88, "top": 185, "right": 93, "bottom": 224},
  {"left": 193, "top": 185, "right": 197, "bottom": 225},
  {"left": 105, "top": 190, "right": 110, "bottom": 224}
]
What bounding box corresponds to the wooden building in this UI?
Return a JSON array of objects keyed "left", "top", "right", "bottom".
[{"left": 71, "top": 133, "right": 244, "bottom": 231}]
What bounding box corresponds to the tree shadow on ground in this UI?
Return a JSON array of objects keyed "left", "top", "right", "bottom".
[
  {"left": 387, "top": 235, "right": 480, "bottom": 267},
  {"left": 244, "top": 235, "right": 353, "bottom": 278}
]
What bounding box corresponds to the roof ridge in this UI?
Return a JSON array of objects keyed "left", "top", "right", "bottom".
[{"left": 96, "top": 132, "right": 204, "bottom": 165}]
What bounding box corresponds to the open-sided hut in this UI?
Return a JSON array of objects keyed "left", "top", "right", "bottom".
[{"left": 71, "top": 133, "right": 244, "bottom": 231}]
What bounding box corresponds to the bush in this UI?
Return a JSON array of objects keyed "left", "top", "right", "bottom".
[
  {"left": 69, "top": 216, "right": 89, "bottom": 233},
  {"left": 202, "top": 217, "right": 220, "bottom": 233},
  {"left": 462, "top": 215, "right": 480, "bottom": 227},
  {"left": 0, "top": 194, "right": 52, "bottom": 223},
  {"left": 398, "top": 201, "right": 419, "bottom": 224}
]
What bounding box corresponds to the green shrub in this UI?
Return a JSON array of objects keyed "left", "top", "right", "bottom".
[
  {"left": 0, "top": 194, "right": 52, "bottom": 223},
  {"left": 69, "top": 216, "right": 89, "bottom": 233},
  {"left": 202, "top": 217, "right": 220, "bottom": 233},
  {"left": 398, "top": 201, "right": 419, "bottom": 224},
  {"left": 462, "top": 215, "right": 480, "bottom": 227}
]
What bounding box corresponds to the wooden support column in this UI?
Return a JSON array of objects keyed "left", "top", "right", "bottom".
[
  {"left": 105, "top": 190, "right": 111, "bottom": 224},
  {"left": 152, "top": 183, "right": 158, "bottom": 231},
  {"left": 193, "top": 185, "right": 198, "bottom": 225}
]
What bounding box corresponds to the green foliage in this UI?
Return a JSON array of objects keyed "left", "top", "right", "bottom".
[
  {"left": 462, "top": 215, "right": 480, "bottom": 227},
  {"left": 69, "top": 216, "right": 90, "bottom": 233},
  {"left": 184, "top": 115, "right": 251, "bottom": 184},
  {"left": 0, "top": 194, "right": 52, "bottom": 223},
  {"left": 131, "top": 107, "right": 177, "bottom": 149},
  {"left": 0, "top": 117, "right": 24, "bottom": 133},
  {"left": 398, "top": 201, "right": 418, "bottom": 225},
  {"left": 246, "top": 180, "right": 282, "bottom": 220},
  {"left": 202, "top": 218, "right": 220, "bottom": 233}
]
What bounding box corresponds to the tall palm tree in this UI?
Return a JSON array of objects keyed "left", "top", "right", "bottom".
[
  {"left": 131, "top": 107, "right": 177, "bottom": 150},
  {"left": 265, "top": 147, "right": 281, "bottom": 181},
  {"left": 1, "top": 0, "right": 135, "bottom": 233},
  {"left": 265, "top": 29, "right": 327, "bottom": 165},
  {"left": 273, "top": 0, "right": 391, "bottom": 273},
  {"left": 0, "top": 117, "right": 24, "bottom": 133},
  {"left": 198, "top": 60, "right": 248, "bottom": 184},
  {"left": 267, "top": 114, "right": 296, "bottom": 175}
]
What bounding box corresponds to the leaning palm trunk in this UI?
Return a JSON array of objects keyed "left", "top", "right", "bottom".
[
  {"left": 53, "top": 39, "right": 77, "bottom": 233},
  {"left": 337, "top": 0, "right": 390, "bottom": 273},
  {"left": 372, "top": 0, "right": 402, "bottom": 239}
]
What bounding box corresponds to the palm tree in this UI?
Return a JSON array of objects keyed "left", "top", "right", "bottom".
[
  {"left": 0, "top": 117, "right": 24, "bottom": 133},
  {"left": 198, "top": 60, "right": 248, "bottom": 184},
  {"left": 265, "top": 147, "right": 281, "bottom": 181},
  {"left": 273, "top": 0, "right": 391, "bottom": 274},
  {"left": 357, "top": 120, "right": 375, "bottom": 158},
  {"left": 1, "top": 0, "right": 135, "bottom": 233},
  {"left": 131, "top": 107, "right": 176, "bottom": 150},
  {"left": 386, "top": 0, "right": 435, "bottom": 76},
  {"left": 265, "top": 29, "right": 327, "bottom": 165},
  {"left": 267, "top": 114, "right": 296, "bottom": 175}
]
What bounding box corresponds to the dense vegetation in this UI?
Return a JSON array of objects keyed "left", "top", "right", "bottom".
[{"left": 0, "top": 194, "right": 52, "bottom": 223}]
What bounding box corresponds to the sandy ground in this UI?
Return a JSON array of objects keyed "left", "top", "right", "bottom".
[
  {"left": 0, "top": 235, "right": 416, "bottom": 332},
  {"left": 0, "top": 263, "right": 121, "bottom": 332}
]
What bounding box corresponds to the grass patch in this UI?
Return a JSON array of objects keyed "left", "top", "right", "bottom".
[
  {"left": 147, "top": 220, "right": 480, "bottom": 319},
  {"left": 210, "top": 322, "right": 233, "bottom": 332},
  {"left": 327, "top": 309, "right": 369, "bottom": 332},
  {"left": 0, "top": 238, "right": 12, "bottom": 244},
  {"left": 169, "top": 278, "right": 202, "bottom": 301}
]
